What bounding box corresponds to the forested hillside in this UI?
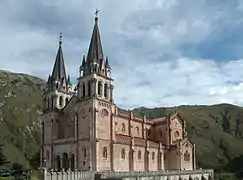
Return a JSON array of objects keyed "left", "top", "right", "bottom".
[{"left": 0, "top": 70, "right": 243, "bottom": 178}]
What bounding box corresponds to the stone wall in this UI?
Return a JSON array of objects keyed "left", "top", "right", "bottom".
[{"left": 40, "top": 169, "right": 214, "bottom": 180}]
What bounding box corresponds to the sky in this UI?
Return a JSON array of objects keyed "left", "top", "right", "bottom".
[{"left": 1, "top": 0, "right": 243, "bottom": 109}]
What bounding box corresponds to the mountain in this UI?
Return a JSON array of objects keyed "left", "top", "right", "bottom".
[
  {"left": 0, "top": 70, "right": 44, "bottom": 168},
  {"left": 0, "top": 70, "right": 243, "bottom": 173}
]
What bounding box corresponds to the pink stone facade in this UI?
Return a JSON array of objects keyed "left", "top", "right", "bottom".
[
  {"left": 41, "top": 99, "right": 196, "bottom": 172},
  {"left": 40, "top": 16, "right": 196, "bottom": 172}
]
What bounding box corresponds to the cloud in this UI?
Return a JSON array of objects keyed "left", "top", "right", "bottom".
[{"left": 1, "top": 0, "right": 243, "bottom": 109}]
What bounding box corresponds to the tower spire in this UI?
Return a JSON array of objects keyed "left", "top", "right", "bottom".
[
  {"left": 84, "top": 10, "right": 104, "bottom": 75},
  {"left": 50, "top": 33, "right": 67, "bottom": 85}
]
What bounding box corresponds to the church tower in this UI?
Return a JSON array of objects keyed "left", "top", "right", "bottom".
[
  {"left": 43, "top": 33, "right": 73, "bottom": 111},
  {"left": 77, "top": 14, "right": 113, "bottom": 102},
  {"left": 75, "top": 13, "right": 115, "bottom": 171},
  {"left": 41, "top": 34, "right": 73, "bottom": 168}
]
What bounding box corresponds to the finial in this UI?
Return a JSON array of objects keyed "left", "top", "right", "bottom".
[
  {"left": 59, "top": 32, "right": 63, "bottom": 45},
  {"left": 94, "top": 9, "right": 99, "bottom": 22}
]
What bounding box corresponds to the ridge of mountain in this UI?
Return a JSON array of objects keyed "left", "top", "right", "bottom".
[{"left": 0, "top": 69, "right": 243, "bottom": 173}]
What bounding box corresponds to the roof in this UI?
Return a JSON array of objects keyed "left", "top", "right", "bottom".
[
  {"left": 51, "top": 40, "right": 67, "bottom": 83},
  {"left": 147, "top": 140, "right": 159, "bottom": 148},
  {"left": 134, "top": 137, "right": 146, "bottom": 146},
  {"left": 85, "top": 17, "right": 104, "bottom": 74},
  {"left": 115, "top": 134, "right": 130, "bottom": 144},
  {"left": 150, "top": 117, "right": 167, "bottom": 123}
]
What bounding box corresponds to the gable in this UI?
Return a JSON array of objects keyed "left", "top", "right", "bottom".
[
  {"left": 170, "top": 116, "right": 183, "bottom": 130},
  {"left": 170, "top": 113, "right": 185, "bottom": 125},
  {"left": 181, "top": 138, "right": 194, "bottom": 148}
]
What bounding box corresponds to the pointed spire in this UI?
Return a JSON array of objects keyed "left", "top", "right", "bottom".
[
  {"left": 85, "top": 10, "right": 104, "bottom": 73},
  {"left": 105, "top": 56, "right": 111, "bottom": 70},
  {"left": 51, "top": 32, "right": 67, "bottom": 83},
  {"left": 67, "top": 74, "right": 72, "bottom": 86},
  {"left": 46, "top": 74, "right": 51, "bottom": 87},
  {"left": 81, "top": 55, "right": 86, "bottom": 70}
]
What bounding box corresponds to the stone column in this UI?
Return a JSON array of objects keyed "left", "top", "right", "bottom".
[
  {"left": 74, "top": 114, "right": 78, "bottom": 169},
  {"left": 193, "top": 144, "right": 196, "bottom": 170},
  {"left": 53, "top": 94, "right": 58, "bottom": 109},
  {"left": 159, "top": 143, "right": 163, "bottom": 171},
  {"left": 91, "top": 78, "right": 97, "bottom": 97},
  {"left": 110, "top": 109, "right": 114, "bottom": 171},
  {"left": 145, "top": 128, "right": 149, "bottom": 171},
  {"left": 129, "top": 112, "right": 134, "bottom": 171},
  {"left": 130, "top": 137, "right": 135, "bottom": 171},
  {"left": 177, "top": 141, "right": 181, "bottom": 170},
  {"left": 60, "top": 158, "right": 63, "bottom": 169},
  {"left": 142, "top": 116, "right": 146, "bottom": 139},
  {"left": 106, "top": 84, "right": 110, "bottom": 100},
  {"left": 90, "top": 107, "right": 98, "bottom": 171},
  {"left": 109, "top": 84, "right": 114, "bottom": 103},
  {"left": 145, "top": 150, "right": 149, "bottom": 171},
  {"left": 51, "top": 119, "right": 54, "bottom": 169},
  {"left": 41, "top": 121, "right": 44, "bottom": 168}
]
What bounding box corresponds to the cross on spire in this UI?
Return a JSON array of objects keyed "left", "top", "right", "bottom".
[
  {"left": 59, "top": 32, "right": 63, "bottom": 45},
  {"left": 95, "top": 9, "right": 99, "bottom": 17},
  {"left": 94, "top": 9, "right": 99, "bottom": 22}
]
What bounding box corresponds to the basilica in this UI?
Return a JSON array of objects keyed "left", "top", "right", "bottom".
[{"left": 40, "top": 15, "right": 196, "bottom": 172}]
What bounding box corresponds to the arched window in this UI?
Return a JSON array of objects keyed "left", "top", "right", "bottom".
[
  {"left": 184, "top": 151, "right": 190, "bottom": 161},
  {"left": 102, "top": 147, "right": 107, "bottom": 159},
  {"left": 121, "top": 123, "right": 125, "bottom": 132},
  {"left": 51, "top": 96, "right": 54, "bottom": 108},
  {"left": 83, "top": 148, "right": 87, "bottom": 158},
  {"left": 136, "top": 126, "right": 139, "bottom": 135},
  {"left": 59, "top": 96, "right": 63, "bottom": 106},
  {"left": 88, "top": 81, "right": 91, "bottom": 96},
  {"left": 152, "top": 152, "right": 155, "bottom": 160},
  {"left": 70, "top": 154, "right": 75, "bottom": 171},
  {"left": 56, "top": 155, "right": 61, "bottom": 171},
  {"left": 121, "top": 149, "right": 125, "bottom": 160},
  {"left": 138, "top": 150, "right": 141, "bottom": 160},
  {"left": 56, "top": 83, "right": 59, "bottom": 89},
  {"left": 62, "top": 153, "right": 69, "bottom": 170},
  {"left": 174, "top": 131, "right": 180, "bottom": 137},
  {"left": 95, "top": 64, "right": 98, "bottom": 73},
  {"left": 65, "top": 97, "right": 69, "bottom": 105},
  {"left": 104, "top": 83, "right": 108, "bottom": 98},
  {"left": 44, "top": 97, "right": 46, "bottom": 107},
  {"left": 41, "top": 122, "right": 44, "bottom": 145},
  {"left": 98, "top": 81, "right": 102, "bottom": 96},
  {"left": 82, "top": 84, "right": 85, "bottom": 97},
  {"left": 147, "top": 129, "right": 151, "bottom": 138}
]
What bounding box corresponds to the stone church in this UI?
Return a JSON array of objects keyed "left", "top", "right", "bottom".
[{"left": 41, "top": 15, "right": 196, "bottom": 172}]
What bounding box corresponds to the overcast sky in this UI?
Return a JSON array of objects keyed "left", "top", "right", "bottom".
[{"left": 1, "top": 0, "right": 243, "bottom": 109}]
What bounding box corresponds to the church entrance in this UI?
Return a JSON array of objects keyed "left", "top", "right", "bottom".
[{"left": 62, "top": 153, "right": 69, "bottom": 170}]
